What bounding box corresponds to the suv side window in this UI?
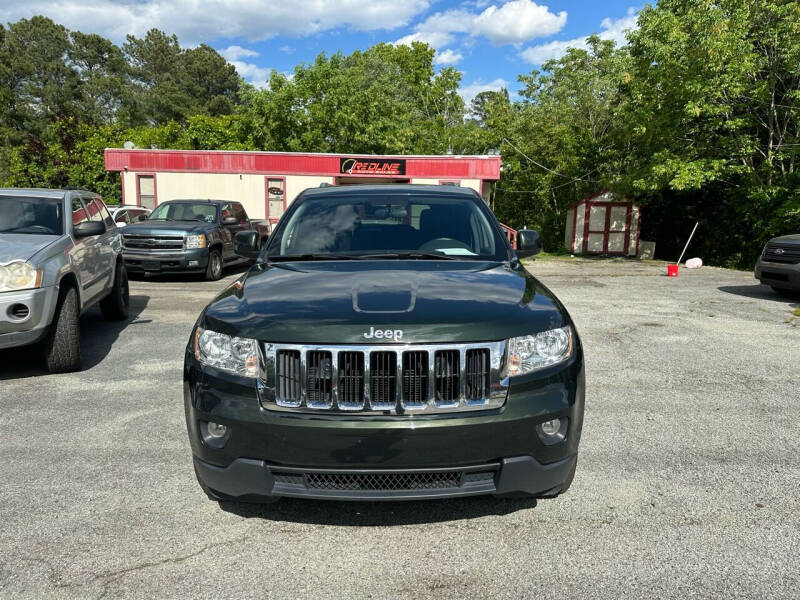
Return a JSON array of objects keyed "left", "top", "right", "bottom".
[
  {"left": 221, "top": 204, "right": 233, "bottom": 221},
  {"left": 232, "top": 203, "right": 248, "bottom": 225},
  {"left": 71, "top": 197, "right": 90, "bottom": 226}
]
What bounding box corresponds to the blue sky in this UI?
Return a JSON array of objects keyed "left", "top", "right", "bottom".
[{"left": 1, "top": 1, "right": 641, "bottom": 104}]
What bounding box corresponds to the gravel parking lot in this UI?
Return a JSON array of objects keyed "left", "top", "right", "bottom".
[{"left": 1, "top": 259, "right": 798, "bottom": 599}]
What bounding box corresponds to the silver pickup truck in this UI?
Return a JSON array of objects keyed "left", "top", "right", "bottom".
[{"left": 0, "top": 189, "right": 130, "bottom": 372}]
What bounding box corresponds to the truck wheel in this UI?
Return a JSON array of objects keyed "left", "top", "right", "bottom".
[
  {"left": 205, "top": 249, "right": 223, "bottom": 281},
  {"left": 43, "top": 286, "right": 82, "bottom": 373},
  {"left": 100, "top": 262, "right": 130, "bottom": 321}
]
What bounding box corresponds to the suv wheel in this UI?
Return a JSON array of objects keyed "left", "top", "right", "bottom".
[
  {"left": 43, "top": 286, "right": 82, "bottom": 373},
  {"left": 205, "top": 249, "right": 223, "bottom": 281},
  {"left": 100, "top": 262, "right": 130, "bottom": 321}
]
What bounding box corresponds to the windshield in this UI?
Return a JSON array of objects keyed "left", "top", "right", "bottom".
[
  {"left": 0, "top": 196, "right": 64, "bottom": 235},
  {"left": 267, "top": 193, "right": 508, "bottom": 261},
  {"left": 149, "top": 202, "right": 217, "bottom": 223}
]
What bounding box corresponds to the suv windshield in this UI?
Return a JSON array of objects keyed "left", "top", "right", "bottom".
[
  {"left": 149, "top": 202, "right": 217, "bottom": 223},
  {"left": 268, "top": 193, "right": 507, "bottom": 261},
  {"left": 0, "top": 196, "right": 64, "bottom": 235}
]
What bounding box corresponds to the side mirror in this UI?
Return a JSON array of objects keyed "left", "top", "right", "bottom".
[
  {"left": 234, "top": 230, "right": 262, "bottom": 259},
  {"left": 516, "top": 229, "right": 543, "bottom": 259},
  {"left": 74, "top": 221, "right": 107, "bottom": 238},
  {"left": 222, "top": 216, "right": 238, "bottom": 226},
  {"left": 137, "top": 214, "right": 148, "bottom": 221}
]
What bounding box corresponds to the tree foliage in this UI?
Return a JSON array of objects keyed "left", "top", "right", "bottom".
[{"left": 1, "top": 2, "right": 799, "bottom": 267}]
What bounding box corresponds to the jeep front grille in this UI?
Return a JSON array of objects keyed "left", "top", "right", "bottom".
[{"left": 259, "top": 342, "right": 508, "bottom": 415}]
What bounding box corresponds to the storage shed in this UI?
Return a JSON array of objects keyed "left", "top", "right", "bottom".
[{"left": 564, "top": 191, "right": 640, "bottom": 256}]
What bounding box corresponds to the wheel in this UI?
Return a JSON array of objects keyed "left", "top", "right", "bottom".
[
  {"left": 42, "top": 286, "right": 82, "bottom": 373},
  {"left": 100, "top": 262, "right": 130, "bottom": 321},
  {"left": 205, "top": 248, "right": 223, "bottom": 281}
]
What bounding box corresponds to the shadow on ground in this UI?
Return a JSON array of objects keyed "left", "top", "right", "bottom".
[
  {"left": 218, "top": 495, "right": 538, "bottom": 526},
  {"left": 718, "top": 284, "right": 800, "bottom": 305},
  {"left": 132, "top": 263, "right": 250, "bottom": 284},
  {"left": 0, "top": 293, "right": 149, "bottom": 380}
]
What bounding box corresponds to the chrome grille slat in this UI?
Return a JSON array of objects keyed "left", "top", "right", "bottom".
[
  {"left": 764, "top": 243, "right": 800, "bottom": 264},
  {"left": 261, "top": 342, "right": 508, "bottom": 415}
]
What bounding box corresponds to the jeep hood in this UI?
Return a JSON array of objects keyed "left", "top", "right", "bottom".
[
  {"left": 0, "top": 234, "right": 60, "bottom": 263},
  {"left": 201, "top": 261, "right": 571, "bottom": 344}
]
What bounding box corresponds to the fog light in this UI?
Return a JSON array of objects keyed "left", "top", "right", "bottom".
[
  {"left": 207, "top": 422, "right": 227, "bottom": 438},
  {"left": 537, "top": 417, "right": 568, "bottom": 446},
  {"left": 188, "top": 260, "right": 199, "bottom": 267},
  {"left": 200, "top": 420, "right": 230, "bottom": 448},
  {"left": 541, "top": 419, "right": 560, "bottom": 436}
]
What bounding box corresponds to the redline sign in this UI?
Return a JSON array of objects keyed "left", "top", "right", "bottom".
[{"left": 340, "top": 158, "right": 406, "bottom": 176}]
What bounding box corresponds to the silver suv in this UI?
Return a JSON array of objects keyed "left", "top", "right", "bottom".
[{"left": 0, "top": 189, "right": 129, "bottom": 372}]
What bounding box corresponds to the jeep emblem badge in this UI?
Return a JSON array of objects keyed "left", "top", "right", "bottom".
[{"left": 363, "top": 326, "right": 403, "bottom": 340}]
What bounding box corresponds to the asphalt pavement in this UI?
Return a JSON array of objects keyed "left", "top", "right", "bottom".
[{"left": 1, "top": 258, "right": 798, "bottom": 599}]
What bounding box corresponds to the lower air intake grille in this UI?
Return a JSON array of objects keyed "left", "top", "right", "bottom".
[
  {"left": 338, "top": 351, "right": 365, "bottom": 408},
  {"left": 465, "top": 349, "right": 490, "bottom": 400},
  {"left": 277, "top": 350, "right": 302, "bottom": 404},
  {"left": 305, "top": 471, "right": 462, "bottom": 491},
  {"left": 434, "top": 350, "right": 460, "bottom": 403}
]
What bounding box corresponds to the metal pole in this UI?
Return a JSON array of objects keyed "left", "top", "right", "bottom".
[{"left": 676, "top": 222, "right": 699, "bottom": 265}]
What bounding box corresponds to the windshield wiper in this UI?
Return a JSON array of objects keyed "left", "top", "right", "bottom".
[
  {"left": 268, "top": 253, "right": 366, "bottom": 262},
  {"left": 357, "top": 252, "right": 458, "bottom": 260}
]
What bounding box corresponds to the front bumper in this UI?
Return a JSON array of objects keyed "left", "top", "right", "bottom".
[
  {"left": 123, "top": 248, "right": 209, "bottom": 273},
  {"left": 755, "top": 259, "right": 800, "bottom": 290},
  {"left": 194, "top": 454, "right": 577, "bottom": 501},
  {"left": 0, "top": 287, "right": 56, "bottom": 350},
  {"left": 184, "top": 346, "right": 584, "bottom": 501}
]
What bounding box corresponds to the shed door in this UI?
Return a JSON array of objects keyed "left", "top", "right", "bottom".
[
  {"left": 586, "top": 204, "right": 606, "bottom": 253},
  {"left": 607, "top": 205, "right": 629, "bottom": 253}
]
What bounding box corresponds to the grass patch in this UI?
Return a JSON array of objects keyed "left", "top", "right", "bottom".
[{"left": 792, "top": 308, "right": 800, "bottom": 317}]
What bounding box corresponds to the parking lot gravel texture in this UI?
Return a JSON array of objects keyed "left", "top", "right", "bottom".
[{"left": 1, "top": 259, "right": 798, "bottom": 599}]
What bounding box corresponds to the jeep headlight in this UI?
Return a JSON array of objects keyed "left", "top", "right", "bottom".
[
  {"left": 0, "top": 261, "right": 42, "bottom": 293},
  {"left": 508, "top": 326, "right": 573, "bottom": 376},
  {"left": 194, "top": 328, "right": 260, "bottom": 378},
  {"left": 185, "top": 234, "right": 206, "bottom": 249}
]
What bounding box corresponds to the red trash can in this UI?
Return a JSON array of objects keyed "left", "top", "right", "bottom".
[{"left": 667, "top": 264, "right": 679, "bottom": 277}]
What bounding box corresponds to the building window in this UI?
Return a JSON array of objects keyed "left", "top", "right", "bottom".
[
  {"left": 439, "top": 180, "right": 460, "bottom": 186},
  {"left": 137, "top": 175, "right": 156, "bottom": 209}
]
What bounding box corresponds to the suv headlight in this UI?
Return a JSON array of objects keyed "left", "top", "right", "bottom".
[
  {"left": 185, "top": 234, "right": 206, "bottom": 249},
  {"left": 194, "top": 328, "right": 260, "bottom": 378},
  {"left": 0, "top": 261, "right": 42, "bottom": 293},
  {"left": 508, "top": 326, "right": 573, "bottom": 376}
]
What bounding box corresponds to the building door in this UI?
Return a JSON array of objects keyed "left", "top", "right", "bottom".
[{"left": 265, "top": 177, "right": 285, "bottom": 225}]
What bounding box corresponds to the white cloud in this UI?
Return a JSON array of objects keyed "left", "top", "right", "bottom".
[
  {"left": 520, "top": 8, "right": 638, "bottom": 64},
  {"left": 458, "top": 77, "right": 507, "bottom": 105},
  {"left": 434, "top": 49, "right": 464, "bottom": 65},
  {"left": 0, "top": 0, "right": 431, "bottom": 44},
  {"left": 395, "top": 31, "right": 456, "bottom": 48},
  {"left": 472, "top": 0, "right": 566, "bottom": 45},
  {"left": 395, "top": 0, "right": 566, "bottom": 53},
  {"left": 219, "top": 45, "right": 259, "bottom": 61}
]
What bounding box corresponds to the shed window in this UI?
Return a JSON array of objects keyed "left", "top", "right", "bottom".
[{"left": 137, "top": 175, "right": 156, "bottom": 209}]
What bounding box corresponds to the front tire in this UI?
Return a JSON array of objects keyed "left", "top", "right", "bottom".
[
  {"left": 100, "top": 262, "right": 130, "bottom": 321},
  {"left": 43, "top": 286, "right": 82, "bottom": 373},
  {"left": 205, "top": 249, "right": 223, "bottom": 281}
]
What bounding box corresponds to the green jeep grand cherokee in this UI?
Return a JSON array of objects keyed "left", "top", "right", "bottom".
[{"left": 184, "top": 185, "right": 585, "bottom": 502}]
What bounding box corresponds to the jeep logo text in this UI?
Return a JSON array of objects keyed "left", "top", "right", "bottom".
[{"left": 363, "top": 327, "right": 403, "bottom": 340}]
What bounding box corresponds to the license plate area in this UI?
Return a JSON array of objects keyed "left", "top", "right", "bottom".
[{"left": 143, "top": 261, "right": 161, "bottom": 271}]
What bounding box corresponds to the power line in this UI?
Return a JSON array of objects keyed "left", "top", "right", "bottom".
[{"left": 500, "top": 137, "right": 601, "bottom": 188}]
